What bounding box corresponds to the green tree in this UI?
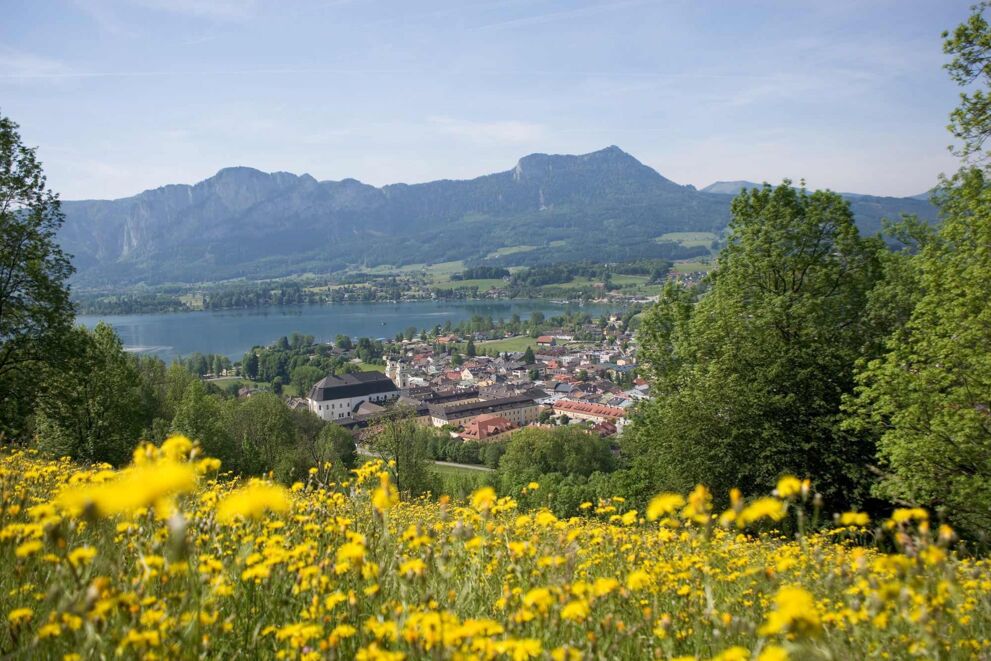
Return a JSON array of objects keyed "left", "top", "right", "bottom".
[
  {"left": 368, "top": 409, "right": 437, "bottom": 498},
  {"left": 850, "top": 173, "right": 991, "bottom": 538},
  {"left": 35, "top": 324, "right": 144, "bottom": 465},
  {"left": 225, "top": 393, "right": 295, "bottom": 476},
  {"left": 172, "top": 379, "right": 234, "bottom": 470},
  {"left": 0, "top": 113, "right": 74, "bottom": 441},
  {"left": 848, "top": 6, "right": 991, "bottom": 539},
  {"left": 497, "top": 426, "right": 615, "bottom": 496},
  {"left": 466, "top": 338, "right": 477, "bottom": 357},
  {"left": 522, "top": 346, "right": 536, "bottom": 364},
  {"left": 629, "top": 183, "right": 884, "bottom": 509}
]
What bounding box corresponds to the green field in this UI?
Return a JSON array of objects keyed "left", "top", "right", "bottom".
[
  {"left": 356, "top": 362, "right": 385, "bottom": 373},
  {"left": 673, "top": 260, "right": 714, "bottom": 273},
  {"left": 610, "top": 274, "right": 650, "bottom": 286},
  {"left": 656, "top": 231, "right": 718, "bottom": 248},
  {"left": 485, "top": 245, "right": 537, "bottom": 258},
  {"left": 479, "top": 336, "right": 538, "bottom": 353}
]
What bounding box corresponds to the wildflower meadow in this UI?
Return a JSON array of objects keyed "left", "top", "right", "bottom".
[{"left": 1, "top": 437, "right": 989, "bottom": 660}]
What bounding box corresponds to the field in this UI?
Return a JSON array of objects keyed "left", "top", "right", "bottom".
[
  {"left": 2, "top": 442, "right": 989, "bottom": 660},
  {"left": 673, "top": 260, "right": 715, "bottom": 274},
  {"left": 479, "top": 336, "right": 539, "bottom": 353},
  {"left": 355, "top": 362, "right": 386, "bottom": 373},
  {"left": 656, "top": 231, "right": 719, "bottom": 248}
]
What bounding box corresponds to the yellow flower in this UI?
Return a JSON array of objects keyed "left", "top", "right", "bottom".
[
  {"left": 59, "top": 460, "right": 198, "bottom": 518},
  {"left": 68, "top": 546, "right": 97, "bottom": 567},
  {"left": 8, "top": 608, "right": 33, "bottom": 626},
  {"left": 561, "top": 599, "right": 590, "bottom": 622},
  {"left": 759, "top": 585, "right": 821, "bottom": 637},
  {"left": 527, "top": 481, "right": 540, "bottom": 490},
  {"left": 216, "top": 481, "right": 290, "bottom": 523},
  {"left": 775, "top": 475, "right": 802, "bottom": 499},
  {"left": 646, "top": 493, "right": 685, "bottom": 521},
  {"left": 523, "top": 587, "right": 554, "bottom": 613},
  {"left": 471, "top": 486, "right": 497, "bottom": 513},
  {"left": 399, "top": 558, "right": 426, "bottom": 577},
  {"left": 711, "top": 647, "right": 749, "bottom": 661},
  {"left": 757, "top": 645, "right": 789, "bottom": 661},
  {"left": 839, "top": 511, "right": 870, "bottom": 527},
  {"left": 371, "top": 472, "right": 399, "bottom": 513},
  {"left": 738, "top": 497, "right": 787, "bottom": 527},
  {"left": 15, "top": 540, "right": 42, "bottom": 558},
  {"left": 682, "top": 485, "right": 712, "bottom": 524},
  {"left": 626, "top": 569, "right": 651, "bottom": 591}
]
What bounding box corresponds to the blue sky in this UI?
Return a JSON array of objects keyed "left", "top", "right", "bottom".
[{"left": 0, "top": 0, "right": 972, "bottom": 200}]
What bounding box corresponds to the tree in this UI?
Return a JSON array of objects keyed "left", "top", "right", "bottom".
[
  {"left": 172, "top": 379, "right": 234, "bottom": 470},
  {"left": 944, "top": 1, "right": 991, "bottom": 167},
  {"left": 0, "top": 113, "right": 74, "bottom": 440},
  {"left": 35, "top": 324, "right": 145, "bottom": 465},
  {"left": 522, "top": 346, "right": 536, "bottom": 364},
  {"left": 229, "top": 392, "right": 295, "bottom": 475},
  {"left": 629, "top": 183, "right": 884, "bottom": 509},
  {"left": 497, "top": 426, "right": 615, "bottom": 495},
  {"left": 466, "top": 338, "right": 477, "bottom": 357},
  {"left": 368, "top": 409, "right": 437, "bottom": 498},
  {"left": 242, "top": 351, "right": 259, "bottom": 380},
  {"left": 849, "top": 5, "right": 991, "bottom": 539}
]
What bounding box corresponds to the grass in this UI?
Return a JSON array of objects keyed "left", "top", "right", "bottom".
[
  {"left": 356, "top": 362, "right": 385, "bottom": 373},
  {"left": 673, "top": 260, "right": 714, "bottom": 274},
  {"left": 479, "top": 336, "right": 539, "bottom": 353}
]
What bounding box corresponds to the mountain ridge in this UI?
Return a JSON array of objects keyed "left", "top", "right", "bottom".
[{"left": 58, "top": 147, "right": 938, "bottom": 289}]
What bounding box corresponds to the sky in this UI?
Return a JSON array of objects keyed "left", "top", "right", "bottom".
[{"left": 0, "top": 0, "right": 974, "bottom": 200}]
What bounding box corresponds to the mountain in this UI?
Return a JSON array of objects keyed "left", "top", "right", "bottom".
[
  {"left": 59, "top": 147, "right": 938, "bottom": 288},
  {"left": 700, "top": 180, "right": 765, "bottom": 195}
]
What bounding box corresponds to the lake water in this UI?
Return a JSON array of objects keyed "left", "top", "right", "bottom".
[{"left": 77, "top": 300, "right": 614, "bottom": 361}]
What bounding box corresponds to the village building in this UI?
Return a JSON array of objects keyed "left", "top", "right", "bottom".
[
  {"left": 428, "top": 394, "right": 540, "bottom": 428},
  {"left": 460, "top": 413, "right": 516, "bottom": 441},
  {"left": 553, "top": 399, "right": 628, "bottom": 429},
  {"left": 308, "top": 372, "right": 400, "bottom": 422}
]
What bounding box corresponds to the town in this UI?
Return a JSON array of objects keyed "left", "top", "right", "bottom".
[{"left": 230, "top": 311, "right": 649, "bottom": 458}]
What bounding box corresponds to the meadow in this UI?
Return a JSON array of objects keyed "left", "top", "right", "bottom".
[{"left": 1, "top": 439, "right": 989, "bottom": 660}]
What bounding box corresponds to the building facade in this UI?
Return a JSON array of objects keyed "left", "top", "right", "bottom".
[{"left": 307, "top": 372, "right": 400, "bottom": 422}]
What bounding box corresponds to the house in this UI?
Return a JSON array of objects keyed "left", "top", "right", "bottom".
[
  {"left": 553, "top": 399, "right": 628, "bottom": 428},
  {"left": 536, "top": 335, "right": 556, "bottom": 347},
  {"left": 460, "top": 414, "right": 516, "bottom": 441},
  {"left": 308, "top": 372, "right": 400, "bottom": 422}
]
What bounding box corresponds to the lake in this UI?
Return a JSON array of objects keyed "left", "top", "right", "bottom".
[{"left": 77, "top": 300, "right": 615, "bottom": 361}]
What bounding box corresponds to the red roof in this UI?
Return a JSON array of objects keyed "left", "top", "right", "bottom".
[
  {"left": 553, "top": 399, "right": 626, "bottom": 419},
  {"left": 461, "top": 414, "right": 516, "bottom": 440}
]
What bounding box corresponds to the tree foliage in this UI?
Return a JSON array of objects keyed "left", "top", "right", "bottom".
[
  {"left": 630, "top": 183, "right": 884, "bottom": 508},
  {"left": 0, "top": 113, "right": 74, "bottom": 440}
]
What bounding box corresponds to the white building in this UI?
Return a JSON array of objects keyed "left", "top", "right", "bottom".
[{"left": 307, "top": 372, "right": 400, "bottom": 422}]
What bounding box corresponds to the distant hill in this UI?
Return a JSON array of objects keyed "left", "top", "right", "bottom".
[{"left": 58, "top": 147, "right": 938, "bottom": 288}]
